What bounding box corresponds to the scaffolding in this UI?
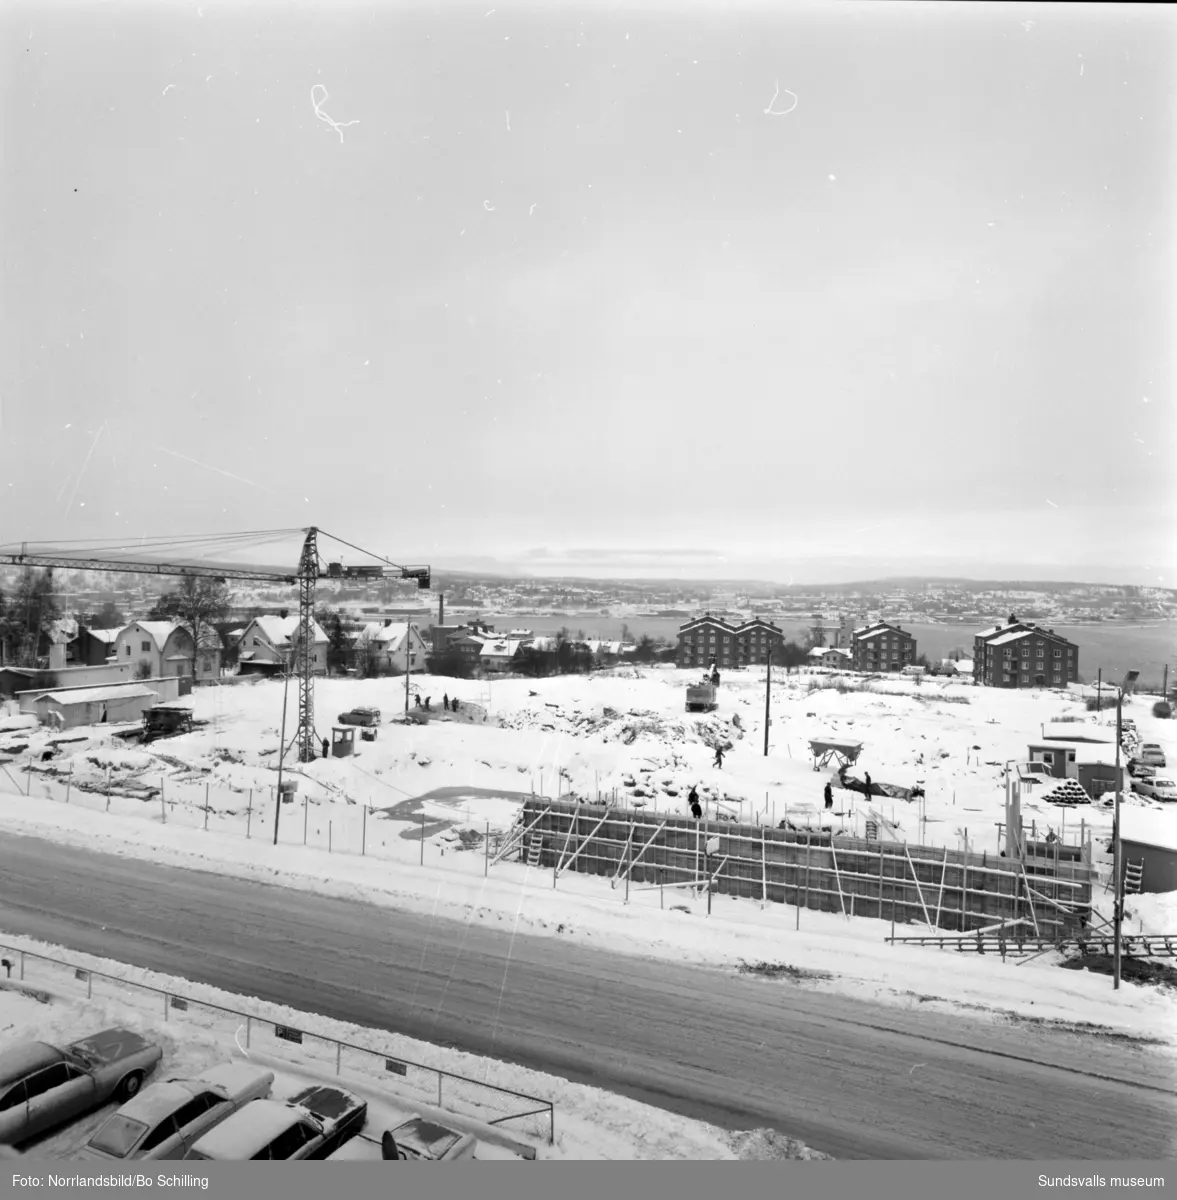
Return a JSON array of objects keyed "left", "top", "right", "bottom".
[{"left": 501, "top": 798, "right": 1096, "bottom": 937}]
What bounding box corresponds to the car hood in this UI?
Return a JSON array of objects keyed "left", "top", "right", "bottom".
[{"left": 67, "top": 1030, "right": 155, "bottom": 1067}]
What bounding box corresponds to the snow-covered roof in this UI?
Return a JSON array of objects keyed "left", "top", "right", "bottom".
[
  {"left": 246, "top": 615, "right": 327, "bottom": 647},
  {"left": 1039, "top": 723, "right": 1115, "bottom": 743},
  {"left": 530, "top": 636, "right": 558, "bottom": 652},
  {"left": 84, "top": 627, "right": 121, "bottom": 644},
  {"left": 989, "top": 630, "right": 1032, "bottom": 647},
  {"left": 974, "top": 626, "right": 1004, "bottom": 640},
  {"left": 1120, "top": 809, "right": 1177, "bottom": 853},
  {"left": 355, "top": 621, "right": 417, "bottom": 647},
  {"left": 480, "top": 639, "right": 526, "bottom": 658},
  {"left": 586, "top": 640, "right": 621, "bottom": 655},
  {"left": 128, "top": 621, "right": 181, "bottom": 652},
  {"left": 33, "top": 683, "right": 156, "bottom": 706}
]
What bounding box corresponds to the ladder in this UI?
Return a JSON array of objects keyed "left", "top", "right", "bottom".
[
  {"left": 526, "top": 833, "right": 543, "bottom": 868},
  {"left": 1124, "top": 859, "right": 1144, "bottom": 896}
]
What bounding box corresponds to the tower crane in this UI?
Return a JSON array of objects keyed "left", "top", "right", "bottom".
[{"left": 0, "top": 527, "right": 430, "bottom": 763}]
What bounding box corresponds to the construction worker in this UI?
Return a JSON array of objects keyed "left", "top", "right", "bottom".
[
  {"left": 824, "top": 781, "right": 834, "bottom": 810},
  {"left": 414, "top": 694, "right": 422, "bottom": 708},
  {"left": 321, "top": 737, "right": 329, "bottom": 759},
  {"left": 864, "top": 771, "right": 872, "bottom": 797},
  {"left": 690, "top": 798, "right": 703, "bottom": 820},
  {"left": 443, "top": 693, "right": 449, "bottom": 711},
  {"left": 713, "top": 746, "right": 724, "bottom": 769}
]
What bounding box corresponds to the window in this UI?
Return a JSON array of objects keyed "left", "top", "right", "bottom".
[
  {"left": 173, "top": 1094, "right": 222, "bottom": 1132},
  {"left": 1053, "top": 649, "right": 1062, "bottom": 658},
  {"left": 141, "top": 641, "right": 151, "bottom": 653},
  {"left": 140, "top": 1115, "right": 180, "bottom": 1153},
  {"left": 24, "top": 1063, "right": 72, "bottom": 1100},
  {"left": 1041, "top": 752, "right": 1054, "bottom": 764},
  {"left": 0, "top": 1082, "right": 25, "bottom": 1112},
  {"left": 257, "top": 1122, "right": 317, "bottom": 1160},
  {"left": 1053, "top": 674, "right": 1061, "bottom": 683},
  {"left": 125, "top": 646, "right": 131, "bottom": 656},
  {"left": 1037, "top": 650, "right": 1044, "bottom": 658}
]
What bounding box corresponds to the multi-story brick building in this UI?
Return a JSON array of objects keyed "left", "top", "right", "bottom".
[
  {"left": 677, "top": 614, "right": 785, "bottom": 670},
  {"left": 973, "top": 616, "right": 1079, "bottom": 688},
  {"left": 850, "top": 622, "right": 917, "bottom": 672}
]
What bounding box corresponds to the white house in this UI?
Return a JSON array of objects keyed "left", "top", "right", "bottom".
[
  {"left": 112, "top": 621, "right": 223, "bottom": 681},
  {"left": 808, "top": 646, "right": 853, "bottom": 668},
  {"left": 351, "top": 620, "right": 428, "bottom": 674},
  {"left": 236, "top": 615, "right": 329, "bottom": 676},
  {"left": 479, "top": 638, "right": 529, "bottom": 672}
]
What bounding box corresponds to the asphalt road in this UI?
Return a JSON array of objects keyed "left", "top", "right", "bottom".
[{"left": 0, "top": 834, "right": 1173, "bottom": 1160}]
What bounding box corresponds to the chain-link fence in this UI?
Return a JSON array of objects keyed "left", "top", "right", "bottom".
[{"left": 0, "top": 944, "right": 554, "bottom": 1144}]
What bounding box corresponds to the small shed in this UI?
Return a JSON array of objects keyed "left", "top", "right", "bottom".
[
  {"left": 1119, "top": 809, "right": 1177, "bottom": 894},
  {"left": 32, "top": 683, "right": 158, "bottom": 730}
]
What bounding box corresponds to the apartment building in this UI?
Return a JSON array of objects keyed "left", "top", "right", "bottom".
[
  {"left": 973, "top": 616, "right": 1079, "bottom": 688},
  {"left": 677, "top": 614, "right": 785, "bottom": 669},
  {"left": 850, "top": 622, "right": 917, "bottom": 672}
]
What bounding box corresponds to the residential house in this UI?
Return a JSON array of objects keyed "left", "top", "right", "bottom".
[
  {"left": 112, "top": 621, "right": 222, "bottom": 681},
  {"left": 479, "top": 638, "right": 530, "bottom": 673},
  {"left": 808, "top": 646, "right": 853, "bottom": 669},
  {"left": 449, "top": 634, "right": 488, "bottom": 670},
  {"left": 351, "top": 620, "right": 429, "bottom": 675},
  {"left": 236, "top": 615, "right": 329, "bottom": 676},
  {"left": 676, "top": 614, "right": 785, "bottom": 669},
  {"left": 850, "top": 622, "right": 917, "bottom": 672},
  {"left": 973, "top": 615, "right": 1079, "bottom": 689},
  {"left": 74, "top": 626, "right": 121, "bottom": 666},
  {"left": 585, "top": 640, "right": 622, "bottom": 666}
]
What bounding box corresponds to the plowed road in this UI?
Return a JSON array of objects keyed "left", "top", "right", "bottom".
[{"left": 1, "top": 834, "right": 1173, "bottom": 1159}]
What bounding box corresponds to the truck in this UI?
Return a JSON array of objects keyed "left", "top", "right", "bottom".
[{"left": 685, "top": 681, "right": 718, "bottom": 713}]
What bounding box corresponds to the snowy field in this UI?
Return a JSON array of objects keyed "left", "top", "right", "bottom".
[
  {"left": 1, "top": 667, "right": 1176, "bottom": 1044},
  {"left": 0, "top": 936, "right": 824, "bottom": 1160}
]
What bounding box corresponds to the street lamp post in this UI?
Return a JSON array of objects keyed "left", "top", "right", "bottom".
[{"left": 1113, "top": 685, "right": 1122, "bottom": 990}]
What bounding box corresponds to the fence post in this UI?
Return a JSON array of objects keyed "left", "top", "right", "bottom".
[
  {"left": 247, "top": 790, "right": 253, "bottom": 839},
  {"left": 437, "top": 1073, "right": 442, "bottom": 1108},
  {"left": 26, "top": 762, "right": 31, "bottom": 796},
  {"left": 659, "top": 868, "right": 664, "bottom": 910},
  {"left": 336, "top": 1042, "right": 341, "bottom": 1074},
  {"left": 87, "top": 972, "right": 92, "bottom": 1000},
  {"left": 761, "top": 826, "right": 767, "bottom": 910},
  {"left": 304, "top": 795, "right": 309, "bottom": 846},
  {"left": 246, "top": 1016, "right": 251, "bottom": 1049},
  {"left": 164, "top": 993, "right": 169, "bottom": 1019},
  {"left": 204, "top": 783, "right": 209, "bottom": 831},
  {"left": 159, "top": 776, "right": 165, "bottom": 822},
  {"left": 105, "top": 768, "right": 110, "bottom": 805},
  {"left": 66, "top": 762, "right": 73, "bottom": 804},
  {"left": 484, "top": 822, "right": 489, "bottom": 877},
  {"left": 362, "top": 805, "right": 367, "bottom": 857},
  {"left": 18, "top": 953, "right": 23, "bottom": 981},
  {"left": 329, "top": 821, "right": 332, "bottom": 854},
  {"left": 420, "top": 811, "right": 425, "bottom": 865}
]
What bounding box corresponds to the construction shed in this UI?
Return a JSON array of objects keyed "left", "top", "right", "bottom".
[
  {"left": 1120, "top": 809, "right": 1177, "bottom": 894},
  {"left": 30, "top": 683, "right": 158, "bottom": 730}
]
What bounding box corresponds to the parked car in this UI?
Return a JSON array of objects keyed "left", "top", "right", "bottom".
[
  {"left": 380, "top": 1116, "right": 477, "bottom": 1161},
  {"left": 1131, "top": 777, "right": 1177, "bottom": 803},
  {"left": 77, "top": 1063, "right": 275, "bottom": 1161},
  {"left": 1139, "top": 744, "right": 1168, "bottom": 768},
  {"left": 337, "top": 707, "right": 381, "bottom": 727},
  {"left": 0, "top": 1029, "right": 162, "bottom": 1146},
  {"left": 1127, "top": 759, "right": 1157, "bottom": 779},
  {"left": 185, "top": 1085, "right": 367, "bottom": 1160}
]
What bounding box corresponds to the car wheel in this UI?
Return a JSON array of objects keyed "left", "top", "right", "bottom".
[{"left": 116, "top": 1072, "right": 144, "bottom": 1102}]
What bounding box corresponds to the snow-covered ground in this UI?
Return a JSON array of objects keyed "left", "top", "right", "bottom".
[
  {"left": 0, "top": 936, "right": 824, "bottom": 1160},
  {"left": 1, "top": 668, "right": 1176, "bottom": 1045}
]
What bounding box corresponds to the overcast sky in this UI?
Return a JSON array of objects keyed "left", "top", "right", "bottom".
[{"left": 2, "top": 2, "right": 1172, "bottom": 585}]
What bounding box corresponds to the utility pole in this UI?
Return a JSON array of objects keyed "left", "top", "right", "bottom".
[
  {"left": 1113, "top": 683, "right": 1122, "bottom": 990},
  {"left": 274, "top": 664, "right": 291, "bottom": 846},
  {"left": 1163, "top": 663, "right": 1169, "bottom": 703},
  {"left": 404, "top": 625, "right": 411, "bottom": 715},
  {"left": 1096, "top": 668, "right": 1102, "bottom": 711},
  {"left": 763, "top": 650, "right": 772, "bottom": 757}
]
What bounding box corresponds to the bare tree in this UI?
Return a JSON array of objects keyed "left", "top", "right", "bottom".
[{"left": 148, "top": 577, "right": 230, "bottom": 678}]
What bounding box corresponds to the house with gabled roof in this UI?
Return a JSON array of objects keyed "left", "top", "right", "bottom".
[
  {"left": 236, "top": 614, "right": 329, "bottom": 676},
  {"left": 112, "top": 620, "right": 224, "bottom": 682},
  {"left": 350, "top": 620, "right": 428, "bottom": 675}
]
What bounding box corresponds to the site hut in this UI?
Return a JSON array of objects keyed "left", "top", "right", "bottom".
[
  {"left": 1026, "top": 734, "right": 1122, "bottom": 797},
  {"left": 808, "top": 646, "right": 852, "bottom": 670},
  {"left": 235, "top": 614, "right": 330, "bottom": 677},
  {"left": 676, "top": 614, "right": 785, "bottom": 670},
  {"left": 973, "top": 616, "right": 1079, "bottom": 688},
  {"left": 1119, "top": 809, "right": 1177, "bottom": 894},
  {"left": 479, "top": 637, "right": 530, "bottom": 673},
  {"left": 30, "top": 683, "right": 158, "bottom": 730},
  {"left": 849, "top": 622, "right": 917, "bottom": 672}
]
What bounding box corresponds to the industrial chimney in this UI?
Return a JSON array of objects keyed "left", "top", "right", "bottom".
[{"left": 438, "top": 593, "right": 445, "bottom": 626}]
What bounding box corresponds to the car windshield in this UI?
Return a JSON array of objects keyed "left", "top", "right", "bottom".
[
  {"left": 88, "top": 1115, "right": 150, "bottom": 1158},
  {"left": 1154, "top": 780, "right": 1175, "bottom": 789}
]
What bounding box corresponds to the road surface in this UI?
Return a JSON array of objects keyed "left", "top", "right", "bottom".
[{"left": 0, "top": 834, "right": 1173, "bottom": 1160}]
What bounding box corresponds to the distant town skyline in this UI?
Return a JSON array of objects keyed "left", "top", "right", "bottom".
[{"left": 3, "top": 4, "right": 1172, "bottom": 583}]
